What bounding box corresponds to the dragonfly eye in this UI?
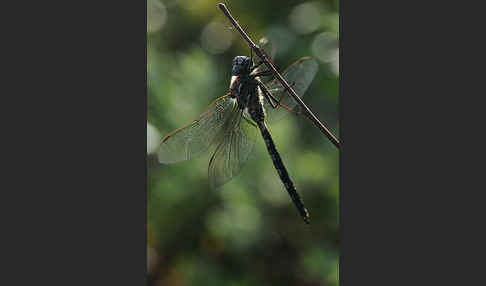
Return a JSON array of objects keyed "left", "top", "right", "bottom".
[{"left": 232, "top": 56, "right": 251, "bottom": 75}]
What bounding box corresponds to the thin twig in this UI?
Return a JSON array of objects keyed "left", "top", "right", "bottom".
[{"left": 218, "top": 3, "right": 340, "bottom": 149}]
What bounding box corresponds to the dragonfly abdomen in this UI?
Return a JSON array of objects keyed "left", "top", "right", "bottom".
[{"left": 256, "top": 121, "right": 310, "bottom": 224}]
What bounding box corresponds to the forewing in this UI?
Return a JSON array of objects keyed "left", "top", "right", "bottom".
[
  {"left": 263, "top": 57, "right": 318, "bottom": 123},
  {"left": 208, "top": 112, "right": 257, "bottom": 189},
  {"left": 252, "top": 37, "right": 277, "bottom": 83},
  {"left": 158, "top": 95, "right": 236, "bottom": 164}
]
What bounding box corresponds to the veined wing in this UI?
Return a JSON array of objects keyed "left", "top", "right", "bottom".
[
  {"left": 208, "top": 110, "right": 257, "bottom": 189},
  {"left": 158, "top": 94, "right": 236, "bottom": 164},
  {"left": 252, "top": 37, "right": 277, "bottom": 83},
  {"left": 263, "top": 57, "right": 318, "bottom": 123}
]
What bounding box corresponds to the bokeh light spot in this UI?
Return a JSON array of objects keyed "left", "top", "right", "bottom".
[
  {"left": 289, "top": 2, "right": 323, "bottom": 35},
  {"left": 147, "top": 121, "right": 161, "bottom": 154},
  {"left": 200, "top": 21, "right": 234, "bottom": 54},
  {"left": 311, "top": 32, "right": 339, "bottom": 75},
  {"left": 147, "top": 0, "right": 167, "bottom": 34}
]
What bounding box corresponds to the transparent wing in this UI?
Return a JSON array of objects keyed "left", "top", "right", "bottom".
[
  {"left": 158, "top": 95, "right": 236, "bottom": 164},
  {"left": 208, "top": 111, "right": 257, "bottom": 189},
  {"left": 263, "top": 57, "right": 318, "bottom": 123},
  {"left": 252, "top": 37, "right": 277, "bottom": 83}
]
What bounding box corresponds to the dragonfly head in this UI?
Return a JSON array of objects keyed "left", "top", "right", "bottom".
[{"left": 232, "top": 56, "right": 251, "bottom": 76}]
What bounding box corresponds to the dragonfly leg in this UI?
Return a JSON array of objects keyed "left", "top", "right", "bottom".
[
  {"left": 242, "top": 114, "right": 257, "bottom": 127},
  {"left": 252, "top": 70, "right": 273, "bottom": 77},
  {"left": 259, "top": 81, "right": 299, "bottom": 114},
  {"left": 258, "top": 80, "right": 279, "bottom": 109},
  {"left": 249, "top": 47, "right": 254, "bottom": 71},
  {"left": 250, "top": 60, "right": 264, "bottom": 72}
]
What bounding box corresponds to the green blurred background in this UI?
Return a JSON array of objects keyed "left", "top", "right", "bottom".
[{"left": 147, "top": 1, "right": 339, "bottom": 285}]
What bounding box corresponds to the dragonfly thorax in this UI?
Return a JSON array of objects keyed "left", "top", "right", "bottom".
[{"left": 229, "top": 75, "right": 265, "bottom": 123}]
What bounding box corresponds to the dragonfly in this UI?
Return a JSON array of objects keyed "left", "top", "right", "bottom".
[{"left": 158, "top": 38, "right": 318, "bottom": 224}]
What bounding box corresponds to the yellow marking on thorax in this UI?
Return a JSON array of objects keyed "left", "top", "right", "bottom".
[{"left": 230, "top": 75, "right": 238, "bottom": 90}]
